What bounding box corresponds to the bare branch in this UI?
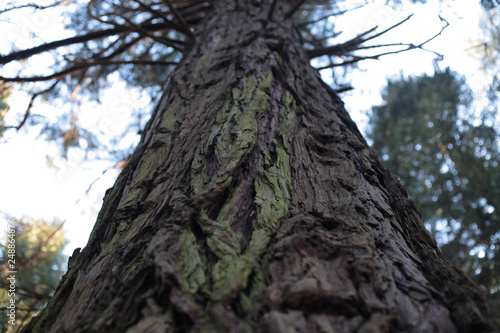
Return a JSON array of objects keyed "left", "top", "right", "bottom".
[
  {"left": 0, "top": 22, "right": 172, "bottom": 65},
  {"left": 132, "top": 0, "right": 172, "bottom": 25},
  {"left": 286, "top": 0, "right": 307, "bottom": 19},
  {"left": 307, "top": 14, "right": 414, "bottom": 59},
  {"left": 312, "top": 12, "right": 451, "bottom": 71},
  {"left": 307, "top": 26, "right": 377, "bottom": 59},
  {"left": 0, "top": 60, "right": 178, "bottom": 83},
  {"left": 119, "top": 16, "right": 183, "bottom": 51},
  {"left": 315, "top": 44, "right": 443, "bottom": 71},
  {"left": 100, "top": 36, "right": 143, "bottom": 60},
  {"left": 359, "top": 14, "right": 414, "bottom": 44},
  {"left": 0, "top": 0, "right": 69, "bottom": 15},
  {"left": 0, "top": 65, "right": 89, "bottom": 83},
  {"left": 4, "top": 81, "right": 60, "bottom": 131},
  {"left": 418, "top": 15, "right": 450, "bottom": 46},
  {"left": 76, "top": 157, "right": 129, "bottom": 205},
  {"left": 298, "top": 2, "right": 374, "bottom": 28},
  {"left": 333, "top": 85, "right": 353, "bottom": 93}
]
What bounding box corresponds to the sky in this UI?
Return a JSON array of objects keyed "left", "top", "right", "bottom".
[
  {"left": 0, "top": 0, "right": 489, "bottom": 257},
  {"left": 333, "top": 0, "right": 486, "bottom": 130}
]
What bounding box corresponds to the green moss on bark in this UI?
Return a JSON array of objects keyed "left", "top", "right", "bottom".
[{"left": 178, "top": 230, "right": 208, "bottom": 295}]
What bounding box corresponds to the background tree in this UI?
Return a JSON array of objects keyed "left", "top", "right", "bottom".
[
  {"left": 463, "top": 4, "right": 500, "bottom": 128},
  {"left": 368, "top": 68, "right": 500, "bottom": 328},
  {"left": 0, "top": 217, "right": 67, "bottom": 332},
  {"left": 0, "top": 84, "right": 11, "bottom": 138},
  {"left": 478, "top": 6, "right": 500, "bottom": 112}
]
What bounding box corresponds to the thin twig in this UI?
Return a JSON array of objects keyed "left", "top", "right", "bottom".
[
  {"left": 76, "top": 158, "right": 129, "bottom": 205},
  {"left": 315, "top": 44, "right": 443, "bottom": 70},
  {"left": 298, "top": 2, "right": 374, "bottom": 27},
  {"left": 307, "top": 14, "right": 414, "bottom": 59},
  {"left": 360, "top": 14, "right": 414, "bottom": 44},
  {"left": 418, "top": 15, "right": 450, "bottom": 46},
  {"left": 5, "top": 81, "right": 59, "bottom": 131}
]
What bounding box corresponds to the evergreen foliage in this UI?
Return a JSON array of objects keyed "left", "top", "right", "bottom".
[
  {"left": 478, "top": 7, "right": 500, "bottom": 109},
  {"left": 0, "top": 218, "right": 67, "bottom": 332},
  {"left": 368, "top": 69, "right": 500, "bottom": 327},
  {"left": 0, "top": 84, "right": 11, "bottom": 138}
]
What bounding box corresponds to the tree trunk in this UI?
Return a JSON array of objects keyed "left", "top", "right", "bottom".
[{"left": 23, "top": 1, "right": 494, "bottom": 332}]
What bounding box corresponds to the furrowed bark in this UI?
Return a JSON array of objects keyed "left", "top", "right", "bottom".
[{"left": 22, "top": 1, "right": 494, "bottom": 332}]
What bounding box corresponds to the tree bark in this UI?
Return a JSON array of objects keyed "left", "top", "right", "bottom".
[{"left": 23, "top": 1, "right": 494, "bottom": 332}]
